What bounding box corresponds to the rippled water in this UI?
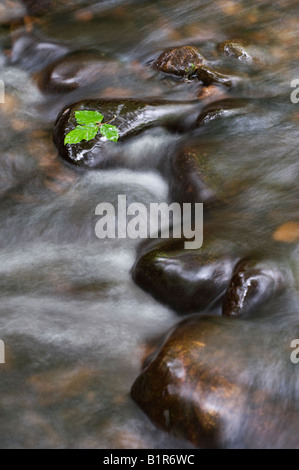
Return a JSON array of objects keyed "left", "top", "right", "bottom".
[{"left": 0, "top": 0, "right": 298, "bottom": 448}]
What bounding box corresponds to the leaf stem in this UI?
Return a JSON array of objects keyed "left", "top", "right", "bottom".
[
  {"left": 95, "top": 115, "right": 116, "bottom": 127},
  {"left": 103, "top": 114, "right": 117, "bottom": 125}
]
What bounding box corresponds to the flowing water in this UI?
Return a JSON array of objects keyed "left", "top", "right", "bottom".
[{"left": 0, "top": 0, "right": 298, "bottom": 448}]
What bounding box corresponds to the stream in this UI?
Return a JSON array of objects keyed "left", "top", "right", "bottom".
[{"left": 0, "top": 0, "right": 298, "bottom": 449}]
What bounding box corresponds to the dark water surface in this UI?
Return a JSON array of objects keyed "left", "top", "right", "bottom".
[{"left": 0, "top": 0, "right": 298, "bottom": 448}]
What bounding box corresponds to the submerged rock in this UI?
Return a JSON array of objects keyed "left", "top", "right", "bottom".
[
  {"left": 196, "top": 98, "right": 250, "bottom": 126},
  {"left": 217, "top": 40, "right": 253, "bottom": 63},
  {"left": 131, "top": 315, "right": 299, "bottom": 448},
  {"left": 273, "top": 222, "right": 299, "bottom": 243},
  {"left": 11, "top": 33, "right": 70, "bottom": 72},
  {"left": 36, "top": 51, "right": 121, "bottom": 93},
  {"left": 132, "top": 237, "right": 236, "bottom": 314},
  {"left": 222, "top": 258, "right": 287, "bottom": 317},
  {"left": 169, "top": 105, "right": 254, "bottom": 205},
  {"left": 53, "top": 99, "right": 199, "bottom": 168},
  {"left": 169, "top": 145, "right": 222, "bottom": 205},
  {"left": 153, "top": 45, "right": 204, "bottom": 77},
  {"left": 197, "top": 85, "right": 227, "bottom": 101}
]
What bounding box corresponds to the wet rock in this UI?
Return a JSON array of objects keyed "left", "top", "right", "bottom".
[
  {"left": 131, "top": 315, "right": 299, "bottom": 448},
  {"left": 196, "top": 98, "right": 250, "bottom": 126},
  {"left": 36, "top": 51, "right": 121, "bottom": 93},
  {"left": 132, "top": 237, "right": 237, "bottom": 314},
  {"left": 217, "top": 40, "right": 253, "bottom": 63},
  {"left": 0, "top": 1, "right": 26, "bottom": 25},
  {"left": 21, "top": 0, "right": 75, "bottom": 15},
  {"left": 152, "top": 46, "right": 235, "bottom": 87},
  {"left": 169, "top": 109, "right": 255, "bottom": 205},
  {"left": 153, "top": 45, "right": 204, "bottom": 77},
  {"left": 11, "top": 33, "right": 70, "bottom": 72},
  {"left": 222, "top": 258, "right": 287, "bottom": 317},
  {"left": 195, "top": 64, "right": 234, "bottom": 87},
  {"left": 132, "top": 317, "right": 231, "bottom": 448},
  {"left": 169, "top": 145, "right": 222, "bottom": 205},
  {"left": 21, "top": 0, "right": 51, "bottom": 14},
  {"left": 53, "top": 99, "right": 199, "bottom": 168}
]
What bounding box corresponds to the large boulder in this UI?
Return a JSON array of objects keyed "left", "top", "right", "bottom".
[{"left": 131, "top": 315, "right": 299, "bottom": 448}]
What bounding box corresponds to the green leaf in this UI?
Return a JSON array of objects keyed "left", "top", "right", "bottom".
[
  {"left": 64, "top": 124, "right": 98, "bottom": 145},
  {"left": 100, "top": 124, "right": 119, "bottom": 142},
  {"left": 75, "top": 110, "right": 104, "bottom": 125}
]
